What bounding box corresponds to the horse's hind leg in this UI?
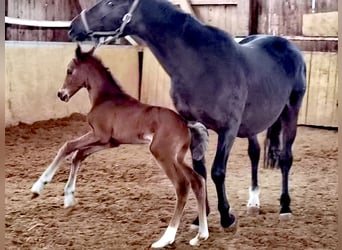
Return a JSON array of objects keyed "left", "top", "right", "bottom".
[
  {"left": 278, "top": 91, "right": 304, "bottom": 219},
  {"left": 263, "top": 118, "right": 282, "bottom": 169},
  {"left": 64, "top": 142, "right": 116, "bottom": 208},
  {"left": 247, "top": 135, "right": 261, "bottom": 214}
]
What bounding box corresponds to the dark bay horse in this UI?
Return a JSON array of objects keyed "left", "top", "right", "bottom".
[
  {"left": 68, "top": 0, "right": 306, "bottom": 228},
  {"left": 31, "top": 45, "right": 209, "bottom": 248}
]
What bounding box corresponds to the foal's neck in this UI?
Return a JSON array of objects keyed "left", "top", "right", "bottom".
[{"left": 86, "top": 65, "right": 125, "bottom": 106}]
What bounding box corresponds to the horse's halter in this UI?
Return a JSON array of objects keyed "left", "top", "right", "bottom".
[{"left": 80, "top": 0, "right": 140, "bottom": 45}]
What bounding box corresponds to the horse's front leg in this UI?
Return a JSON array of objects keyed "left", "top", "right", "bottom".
[
  {"left": 247, "top": 135, "right": 261, "bottom": 214},
  {"left": 31, "top": 131, "right": 100, "bottom": 197},
  {"left": 188, "top": 122, "right": 210, "bottom": 227},
  {"left": 211, "top": 128, "right": 238, "bottom": 228},
  {"left": 64, "top": 142, "right": 117, "bottom": 208}
]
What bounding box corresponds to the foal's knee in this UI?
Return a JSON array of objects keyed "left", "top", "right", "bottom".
[{"left": 175, "top": 179, "right": 190, "bottom": 198}]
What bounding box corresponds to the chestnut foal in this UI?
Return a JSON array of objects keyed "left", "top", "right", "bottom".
[{"left": 31, "top": 46, "right": 209, "bottom": 248}]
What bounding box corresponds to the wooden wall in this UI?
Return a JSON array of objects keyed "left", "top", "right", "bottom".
[
  {"left": 188, "top": 0, "right": 250, "bottom": 36},
  {"left": 5, "top": 0, "right": 82, "bottom": 41},
  {"left": 298, "top": 52, "right": 338, "bottom": 127},
  {"left": 5, "top": 0, "right": 250, "bottom": 41},
  {"left": 5, "top": 43, "right": 140, "bottom": 126},
  {"left": 141, "top": 48, "right": 338, "bottom": 127},
  {"left": 250, "top": 0, "right": 338, "bottom": 36}
]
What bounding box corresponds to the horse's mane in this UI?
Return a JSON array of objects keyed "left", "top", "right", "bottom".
[{"left": 83, "top": 54, "right": 125, "bottom": 93}]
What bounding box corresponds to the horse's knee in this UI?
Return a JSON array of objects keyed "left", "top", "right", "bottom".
[
  {"left": 279, "top": 152, "right": 293, "bottom": 170},
  {"left": 211, "top": 167, "right": 225, "bottom": 184}
]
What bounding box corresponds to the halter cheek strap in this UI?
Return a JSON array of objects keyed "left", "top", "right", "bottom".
[{"left": 80, "top": 0, "right": 140, "bottom": 44}]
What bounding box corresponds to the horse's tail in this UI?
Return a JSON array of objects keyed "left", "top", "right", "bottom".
[
  {"left": 263, "top": 119, "right": 282, "bottom": 169},
  {"left": 188, "top": 122, "right": 209, "bottom": 161}
]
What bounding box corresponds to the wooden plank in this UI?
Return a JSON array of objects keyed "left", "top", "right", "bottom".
[
  {"left": 305, "top": 52, "right": 338, "bottom": 127},
  {"left": 140, "top": 48, "right": 175, "bottom": 110},
  {"left": 302, "top": 11, "right": 338, "bottom": 37},
  {"left": 177, "top": 0, "right": 196, "bottom": 15},
  {"left": 207, "top": 6, "right": 226, "bottom": 31},
  {"left": 297, "top": 52, "right": 312, "bottom": 125}
]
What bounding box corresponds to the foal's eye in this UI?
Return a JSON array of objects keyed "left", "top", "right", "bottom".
[{"left": 67, "top": 69, "right": 72, "bottom": 75}]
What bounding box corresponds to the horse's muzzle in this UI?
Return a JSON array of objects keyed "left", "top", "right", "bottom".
[
  {"left": 68, "top": 27, "right": 89, "bottom": 42},
  {"left": 57, "top": 89, "right": 70, "bottom": 102}
]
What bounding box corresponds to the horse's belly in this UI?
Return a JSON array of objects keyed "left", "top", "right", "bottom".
[{"left": 238, "top": 101, "right": 285, "bottom": 137}]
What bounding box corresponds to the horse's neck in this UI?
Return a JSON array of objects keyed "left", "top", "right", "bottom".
[
  {"left": 87, "top": 70, "right": 123, "bottom": 106},
  {"left": 133, "top": 0, "right": 236, "bottom": 77}
]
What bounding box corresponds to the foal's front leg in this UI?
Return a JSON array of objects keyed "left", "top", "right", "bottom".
[
  {"left": 64, "top": 143, "right": 116, "bottom": 208},
  {"left": 31, "top": 131, "right": 100, "bottom": 197}
]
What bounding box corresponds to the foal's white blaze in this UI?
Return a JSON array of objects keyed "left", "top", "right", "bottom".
[
  {"left": 247, "top": 186, "right": 260, "bottom": 210},
  {"left": 151, "top": 226, "right": 177, "bottom": 248}
]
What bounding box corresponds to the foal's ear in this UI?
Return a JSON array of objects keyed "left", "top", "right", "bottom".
[
  {"left": 87, "top": 46, "right": 96, "bottom": 56},
  {"left": 75, "top": 44, "right": 84, "bottom": 60}
]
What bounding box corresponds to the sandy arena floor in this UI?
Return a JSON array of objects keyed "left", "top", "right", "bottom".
[{"left": 5, "top": 113, "right": 338, "bottom": 249}]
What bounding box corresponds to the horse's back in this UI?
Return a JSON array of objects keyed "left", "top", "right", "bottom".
[
  {"left": 240, "top": 35, "right": 305, "bottom": 80},
  {"left": 237, "top": 35, "right": 306, "bottom": 136}
]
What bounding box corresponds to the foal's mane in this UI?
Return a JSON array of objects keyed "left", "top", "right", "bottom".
[{"left": 78, "top": 53, "right": 125, "bottom": 93}]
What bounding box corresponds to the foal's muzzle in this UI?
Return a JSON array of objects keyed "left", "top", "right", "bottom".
[{"left": 57, "top": 89, "right": 70, "bottom": 102}]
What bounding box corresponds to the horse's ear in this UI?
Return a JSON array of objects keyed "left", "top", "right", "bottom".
[
  {"left": 87, "top": 46, "right": 96, "bottom": 55},
  {"left": 75, "top": 44, "right": 83, "bottom": 60}
]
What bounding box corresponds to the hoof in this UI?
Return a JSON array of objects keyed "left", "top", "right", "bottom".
[
  {"left": 31, "top": 192, "right": 40, "bottom": 199},
  {"left": 279, "top": 213, "right": 292, "bottom": 222},
  {"left": 151, "top": 239, "right": 174, "bottom": 249},
  {"left": 191, "top": 216, "right": 199, "bottom": 229},
  {"left": 151, "top": 226, "right": 176, "bottom": 248},
  {"left": 189, "top": 232, "right": 209, "bottom": 246},
  {"left": 247, "top": 205, "right": 260, "bottom": 215},
  {"left": 221, "top": 213, "right": 236, "bottom": 228},
  {"left": 64, "top": 193, "right": 76, "bottom": 208},
  {"left": 190, "top": 224, "right": 199, "bottom": 230}
]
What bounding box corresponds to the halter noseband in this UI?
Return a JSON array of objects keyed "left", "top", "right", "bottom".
[{"left": 80, "top": 0, "right": 140, "bottom": 45}]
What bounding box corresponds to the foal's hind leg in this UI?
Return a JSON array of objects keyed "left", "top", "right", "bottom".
[
  {"left": 247, "top": 135, "right": 261, "bottom": 214},
  {"left": 151, "top": 159, "right": 190, "bottom": 248},
  {"left": 31, "top": 131, "right": 99, "bottom": 197},
  {"left": 176, "top": 143, "right": 208, "bottom": 246},
  {"left": 150, "top": 145, "right": 190, "bottom": 248},
  {"left": 64, "top": 143, "right": 116, "bottom": 207}
]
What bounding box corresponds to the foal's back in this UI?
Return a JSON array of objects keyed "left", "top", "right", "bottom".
[{"left": 88, "top": 93, "right": 190, "bottom": 146}]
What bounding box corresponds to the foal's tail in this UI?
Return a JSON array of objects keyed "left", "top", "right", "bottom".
[
  {"left": 263, "top": 119, "right": 282, "bottom": 169},
  {"left": 188, "top": 122, "right": 209, "bottom": 161}
]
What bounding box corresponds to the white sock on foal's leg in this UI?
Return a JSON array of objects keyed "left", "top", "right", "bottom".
[
  {"left": 31, "top": 162, "right": 60, "bottom": 195},
  {"left": 31, "top": 149, "right": 66, "bottom": 196},
  {"left": 151, "top": 226, "right": 177, "bottom": 248}
]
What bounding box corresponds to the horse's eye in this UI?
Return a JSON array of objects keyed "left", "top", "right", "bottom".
[
  {"left": 67, "top": 69, "right": 72, "bottom": 75},
  {"left": 107, "top": 1, "right": 114, "bottom": 7}
]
